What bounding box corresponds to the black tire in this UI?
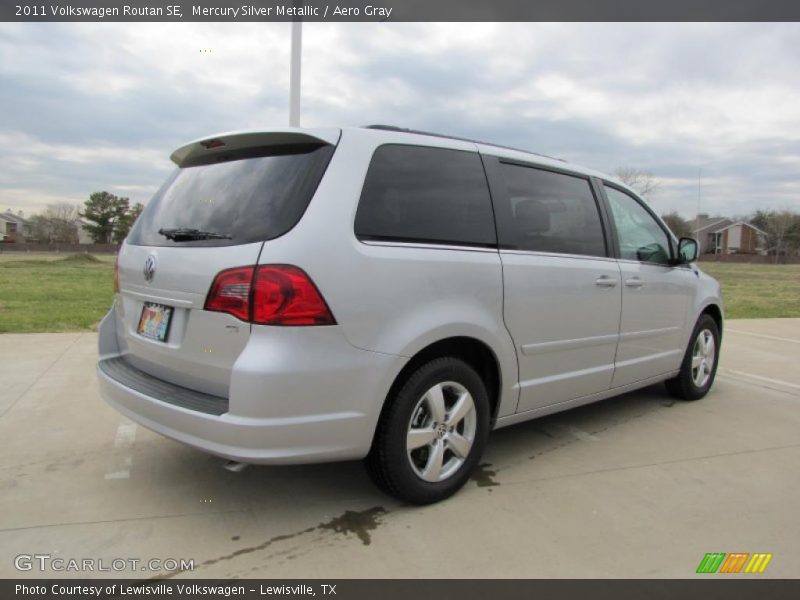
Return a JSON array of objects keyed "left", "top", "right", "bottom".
[
  {"left": 365, "top": 357, "right": 490, "bottom": 505},
  {"left": 665, "top": 314, "right": 721, "bottom": 401}
]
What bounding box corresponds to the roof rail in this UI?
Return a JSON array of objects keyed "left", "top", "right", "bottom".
[{"left": 363, "top": 124, "right": 566, "bottom": 163}]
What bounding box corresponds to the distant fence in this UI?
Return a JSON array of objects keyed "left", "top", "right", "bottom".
[
  {"left": 699, "top": 253, "right": 800, "bottom": 265},
  {"left": 0, "top": 242, "right": 119, "bottom": 254}
]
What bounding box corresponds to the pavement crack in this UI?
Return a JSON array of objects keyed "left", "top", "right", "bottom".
[
  {"left": 0, "top": 508, "right": 248, "bottom": 534},
  {"left": 503, "top": 442, "right": 800, "bottom": 487},
  {"left": 718, "top": 373, "right": 800, "bottom": 399},
  {"left": 0, "top": 332, "right": 85, "bottom": 421}
]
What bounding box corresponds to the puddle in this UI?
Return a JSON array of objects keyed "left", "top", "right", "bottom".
[
  {"left": 318, "top": 506, "right": 386, "bottom": 546},
  {"left": 151, "top": 506, "right": 388, "bottom": 579},
  {"left": 471, "top": 462, "right": 500, "bottom": 487}
]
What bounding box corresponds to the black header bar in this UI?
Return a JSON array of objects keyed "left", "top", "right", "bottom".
[
  {"left": 4, "top": 0, "right": 800, "bottom": 22},
  {"left": 4, "top": 579, "right": 800, "bottom": 600}
]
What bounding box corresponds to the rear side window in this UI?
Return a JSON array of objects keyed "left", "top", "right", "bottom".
[
  {"left": 492, "top": 162, "right": 607, "bottom": 257},
  {"left": 128, "top": 144, "right": 335, "bottom": 247},
  {"left": 354, "top": 145, "right": 496, "bottom": 247}
]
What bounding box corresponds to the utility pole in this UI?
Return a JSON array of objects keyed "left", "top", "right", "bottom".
[
  {"left": 289, "top": 19, "right": 302, "bottom": 127},
  {"left": 696, "top": 166, "right": 702, "bottom": 235}
]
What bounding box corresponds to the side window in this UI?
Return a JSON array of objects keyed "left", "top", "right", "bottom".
[
  {"left": 354, "top": 145, "right": 496, "bottom": 247},
  {"left": 494, "top": 162, "right": 607, "bottom": 257},
  {"left": 604, "top": 185, "right": 671, "bottom": 265}
]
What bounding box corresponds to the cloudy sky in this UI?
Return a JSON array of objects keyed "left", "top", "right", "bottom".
[{"left": 1, "top": 22, "right": 799, "bottom": 220}]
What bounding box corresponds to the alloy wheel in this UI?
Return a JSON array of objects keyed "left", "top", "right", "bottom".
[
  {"left": 691, "top": 328, "right": 716, "bottom": 388},
  {"left": 406, "top": 381, "right": 477, "bottom": 483}
]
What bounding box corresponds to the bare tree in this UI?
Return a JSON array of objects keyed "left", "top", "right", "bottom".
[
  {"left": 47, "top": 202, "right": 79, "bottom": 222},
  {"left": 614, "top": 167, "right": 661, "bottom": 200},
  {"left": 754, "top": 210, "right": 800, "bottom": 263},
  {"left": 27, "top": 203, "right": 80, "bottom": 243}
]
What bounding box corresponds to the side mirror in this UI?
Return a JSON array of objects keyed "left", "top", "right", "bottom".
[{"left": 676, "top": 237, "right": 698, "bottom": 264}]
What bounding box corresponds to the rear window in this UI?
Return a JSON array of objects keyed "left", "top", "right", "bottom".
[
  {"left": 354, "top": 144, "right": 496, "bottom": 247},
  {"left": 128, "top": 144, "right": 335, "bottom": 247}
]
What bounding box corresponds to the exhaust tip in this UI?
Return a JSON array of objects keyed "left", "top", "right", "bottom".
[{"left": 223, "top": 460, "right": 248, "bottom": 473}]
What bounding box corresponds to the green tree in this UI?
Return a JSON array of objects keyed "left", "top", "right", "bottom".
[
  {"left": 661, "top": 211, "right": 692, "bottom": 238},
  {"left": 80, "top": 192, "right": 129, "bottom": 244},
  {"left": 113, "top": 202, "right": 145, "bottom": 243}
]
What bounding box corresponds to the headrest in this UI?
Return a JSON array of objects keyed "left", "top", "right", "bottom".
[{"left": 514, "top": 198, "right": 550, "bottom": 233}]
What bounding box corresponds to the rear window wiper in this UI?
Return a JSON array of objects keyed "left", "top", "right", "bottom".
[{"left": 157, "top": 228, "right": 232, "bottom": 241}]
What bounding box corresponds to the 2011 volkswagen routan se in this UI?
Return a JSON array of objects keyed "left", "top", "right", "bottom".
[{"left": 97, "top": 125, "right": 723, "bottom": 504}]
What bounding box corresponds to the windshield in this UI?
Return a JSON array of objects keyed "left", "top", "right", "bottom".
[{"left": 128, "top": 144, "right": 335, "bottom": 247}]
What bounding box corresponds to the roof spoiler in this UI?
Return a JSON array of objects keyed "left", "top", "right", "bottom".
[{"left": 170, "top": 128, "right": 341, "bottom": 167}]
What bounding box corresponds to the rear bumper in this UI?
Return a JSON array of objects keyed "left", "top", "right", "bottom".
[{"left": 96, "top": 309, "right": 406, "bottom": 464}]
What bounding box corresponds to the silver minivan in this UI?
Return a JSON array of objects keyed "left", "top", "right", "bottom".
[{"left": 97, "top": 125, "right": 723, "bottom": 504}]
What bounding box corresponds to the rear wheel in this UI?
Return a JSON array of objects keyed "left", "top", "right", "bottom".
[
  {"left": 365, "top": 357, "right": 490, "bottom": 504},
  {"left": 665, "top": 314, "right": 720, "bottom": 400}
]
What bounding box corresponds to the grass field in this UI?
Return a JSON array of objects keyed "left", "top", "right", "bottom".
[
  {"left": 0, "top": 253, "right": 115, "bottom": 333},
  {"left": 698, "top": 262, "right": 800, "bottom": 319},
  {"left": 0, "top": 253, "right": 798, "bottom": 333}
]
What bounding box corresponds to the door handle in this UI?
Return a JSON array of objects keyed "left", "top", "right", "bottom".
[
  {"left": 595, "top": 276, "right": 618, "bottom": 288},
  {"left": 625, "top": 277, "right": 643, "bottom": 288}
]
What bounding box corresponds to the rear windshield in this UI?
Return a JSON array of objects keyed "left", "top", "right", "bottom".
[{"left": 127, "top": 144, "right": 335, "bottom": 247}]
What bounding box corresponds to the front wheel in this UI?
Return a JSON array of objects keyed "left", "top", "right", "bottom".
[
  {"left": 365, "top": 357, "right": 490, "bottom": 504},
  {"left": 665, "top": 314, "right": 721, "bottom": 400}
]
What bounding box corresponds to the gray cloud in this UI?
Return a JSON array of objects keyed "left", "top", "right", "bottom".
[{"left": 0, "top": 22, "right": 798, "bottom": 219}]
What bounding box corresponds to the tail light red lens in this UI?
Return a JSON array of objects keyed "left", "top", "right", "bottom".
[
  {"left": 252, "top": 265, "right": 336, "bottom": 326},
  {"left": 204, "top": 265, "right": 335, "bottom": 326},
  {"left": 204, "top": 266, "right": 254, "bottom": 322}
]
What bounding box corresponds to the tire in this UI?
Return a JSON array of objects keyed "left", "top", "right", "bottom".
[
  {"left": 365, "top": 357, "right": 490, "bottom": 505},
  {"left": 665, "top": 314, "right": 720, "bottom": 401}
]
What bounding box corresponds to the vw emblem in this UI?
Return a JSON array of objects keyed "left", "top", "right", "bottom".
[{"left": 143, "top": 255, "right": 157, "bottom": 283}]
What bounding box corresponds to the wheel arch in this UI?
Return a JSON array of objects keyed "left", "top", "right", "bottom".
[
  {"left": 382, "top": 336, "right": 506, "bottom": 427},
  {"left": 700, "top": 303, "right": 724, "bottom": 337}
]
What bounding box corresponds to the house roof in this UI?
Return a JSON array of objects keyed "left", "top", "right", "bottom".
[
  {"left": 0, "top": 211, "right": 28, "bottom": 225},
  {"left": 710, "top": 221, "right": 768, "bottom": 235},
  {"left": 692, "top": 216, "right": 730, "bottom": 234}
]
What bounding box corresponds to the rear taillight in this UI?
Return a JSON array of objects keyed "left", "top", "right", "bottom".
[
  {"left": 204, "top": 265, "right": 335, "bottom": 326},
  {"left": 252, "top": 265, "right": 336, "bottom": 326},
  {"left": 113, "top": 255, "right": 120, "bottom": 293},
  {"left": 204, "top": 266, "right": 254, "bottom": 322}
]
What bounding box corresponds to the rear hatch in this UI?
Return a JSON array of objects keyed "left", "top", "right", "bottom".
[{"left": 115, "top": 129, "right": 340, "bottom": 397}]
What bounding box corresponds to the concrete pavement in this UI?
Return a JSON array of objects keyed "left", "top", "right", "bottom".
[{"left": 0, "top": 320, "right": 798, "bottom": 578}]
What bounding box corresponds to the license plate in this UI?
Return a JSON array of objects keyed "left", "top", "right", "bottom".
[{"left": 137, "top": 302, "right": 173, "bottom": 342}]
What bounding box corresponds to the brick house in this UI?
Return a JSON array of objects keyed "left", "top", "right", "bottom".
[
  {"left": 710, "top": 221, "right": 767, "bottom": 255},
  {"left": 692, "top": 214, "right": 766, "bottom": 255}
]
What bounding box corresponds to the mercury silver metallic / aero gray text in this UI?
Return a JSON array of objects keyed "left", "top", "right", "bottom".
[{"left": 97, "top": 125, "right": 723, "bottom": 504}]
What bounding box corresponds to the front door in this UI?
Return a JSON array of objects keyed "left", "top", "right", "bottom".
[{"left": 602, "top": 184, "right": 694, "bottom": 387}]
